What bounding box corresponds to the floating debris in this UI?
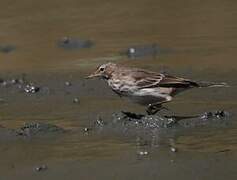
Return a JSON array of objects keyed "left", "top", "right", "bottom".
[
  {"left": 73, "top": 98, "right": 79, "bottom": 103},
  {"left": 83, "top": 127, "right": 92, "bottom": 135},
  {"left": 170, "top": 147, "right": 177, "bottom": 153},
  {"left": 215, "top": 149, "right": 231, "bottom": 153},
  {"left": 83, "top": 127, "right": 90, "bottom": 132},
  {"left": 65, "top": 81, "right": 72, "bottom": 86},
  {"left": 0, "top": 122, "right": 66, "bottom": 141},
  {"left": 95, "top": 117, "right": 105, "bottom": 127},
  {"left": 1, "top": 81, "right": 8, "bottom": 87},
  {"left": 58, "top": 37, "right": 94, "bottom": 50},
  {"left": 34, "top": 165, "right": 48, "bottom": 172},
  {"left": 15, "top": 122, "right": 65, "bottom": 137},
  {"left": 122, "top": 44, "right": 160, "bottom": 59},
  {"left": 138, "top": 151, "right": 149, "bottom": 156},
  {"left": 200, "top": 110, "right": 229, "bottom": 120},
  {"left": 24, "top": 84, "right": 40, "bottom": 94},
  {"left": 0, "top": 44, "right": 16, "bottom": 53},
  {"left": 0, "top": 76, "right": 42, "bottom": 94},
  {"left": 10, "top": 79, "right": 18, "bottom": 84},
  {"left": 0, "top": 79, "right": 20, "bottom": 87}
]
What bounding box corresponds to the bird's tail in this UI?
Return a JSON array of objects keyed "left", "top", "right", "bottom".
[{"left": 196, "top": 81, "right": 229, "bottom": 88}]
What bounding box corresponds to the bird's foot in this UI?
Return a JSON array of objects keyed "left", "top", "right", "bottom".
[
  {"left": 146, "top": 103, "right": 174, "bottom": 116},
  {"left": 146, "top": 104, "right": 164, "bottom": 115},
  {"left": 146, "top": 108, "right": 159, "bottom": 115}
]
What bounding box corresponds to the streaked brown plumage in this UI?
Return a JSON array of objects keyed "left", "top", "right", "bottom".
[{"left": 87, "top": 63, "right": 227, "bottom": 114}]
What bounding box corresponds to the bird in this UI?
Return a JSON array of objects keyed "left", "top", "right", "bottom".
[{"left": 87, "top": 63, "right": 227, "bottom": 115}]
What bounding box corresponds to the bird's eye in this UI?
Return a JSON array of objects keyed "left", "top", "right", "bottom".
[{"left": 99, "top": 67, "right": 105, "bottom": 71}]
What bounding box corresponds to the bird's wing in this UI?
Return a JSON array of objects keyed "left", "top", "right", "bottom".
[
  {"left": 132, "top": 70, "right": 163, "bottom": 88},
  {"left": 133, "top": 70, "right": 198, "bottom": 89},
  {"left": 158, "top": 75, "right": 199, "bottom": 88}
]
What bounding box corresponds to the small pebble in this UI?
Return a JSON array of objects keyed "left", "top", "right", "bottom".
[
  {"left": 24, "top": 84, "right": 40, "bottom": 93},
  {"left": 73, "top": 98, "right": 79, "bottom": 103},
  {"left": 167, "top": 118, "right": 176, "bottom": 125},
  {"left": 201, "top": 112, "right": 213, "bottom": 119},
  {"left": 214, "top": 110, "right": 226, "bottom": 118},
  {"left": 65, "top": 81, "right": 71, "bottom": 86},
  {"left": 125, "top": 44, "right": 160, "bottom": 59},
  {"left": 1, "top": 81, "right": 8, "bottom": 87},
  {"left": 10, "top": 79, "right": 18, "bottom": 84},
  {"left": 96, "top": 118, "right": 104, "bottom": 126},
  {"left": 138, "top": 151, "right": 149, "bottom": 156},
  {"left": 170, "top": 147, "right": 177, "bottom": 153},
  {"left": 128, "top": 48, "right": 136, "bottom": 54},
  {"left": 83, "top": 127, "right": 92, "bottom": 133},
  {"left": 62, "top": 37, "right": 70, "bottom": 44},
  {"left": 201, "top": 110, "right": 228, "bottom": 119},
  {"left": 34, "top": 165, "right": 47, "bottom": 172}
]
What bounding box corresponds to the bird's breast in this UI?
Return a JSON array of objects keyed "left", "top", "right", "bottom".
[
  {"left": 107, "top": 79, "right": 121, "bottom": 91},
  {"left": 107, "top": 79, "right": 133, "bottom": 96}
]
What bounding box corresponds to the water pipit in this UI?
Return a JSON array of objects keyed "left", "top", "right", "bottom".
[{"left": 87, "top": 63, "right": 227, "bottom": 115}]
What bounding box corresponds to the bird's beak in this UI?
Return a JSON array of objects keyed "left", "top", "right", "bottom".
[{"left": 86, "top": 72, "right": 100, "bottom": 79}]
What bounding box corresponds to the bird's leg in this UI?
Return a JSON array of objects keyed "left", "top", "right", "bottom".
[
  {"left": 146, "top": 101, "right": 176, "bottom": 116},
  {"left": 146, "top": 103, "right": 165, "bottom": 115},
  {"left": 146, "top": 105, "right": 158, "bottom": 115},
  {"left": 146, "top": 96, "right": 173, "bottom": 115}
]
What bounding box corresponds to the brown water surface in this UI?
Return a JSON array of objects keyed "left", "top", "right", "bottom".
[{"left": 0, "top": 0, "right": 237, "bottom": 179}]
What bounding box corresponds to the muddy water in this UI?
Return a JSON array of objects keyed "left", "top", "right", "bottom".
[{"left": 0, "top": 0, "right": 237, "bottom": 179}]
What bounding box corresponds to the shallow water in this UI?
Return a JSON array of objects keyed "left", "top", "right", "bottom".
[{"left": 0, "top": 0, "right": 237, "bottom": 179}]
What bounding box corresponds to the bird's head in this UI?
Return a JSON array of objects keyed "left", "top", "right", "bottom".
[{"left": 86, "top": 63, "right": 117, "bottom": 79}]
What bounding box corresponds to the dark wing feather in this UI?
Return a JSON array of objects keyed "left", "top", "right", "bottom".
[
  {"left": 133, "top": 70, "right": 198, "bottom": 89},
  {"left": 158, "top": 75, "right": 199, "bottom": 88}
]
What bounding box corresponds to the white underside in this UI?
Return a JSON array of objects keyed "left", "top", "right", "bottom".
[
  {"left": 128, "top": 88, "right": 172, "bottom": 105},
  {"left": 107, "top": 80, "right": 172, "bottom": 105},
  {"left": 132, "top": 88, "right": 169, "bottom": 98}
]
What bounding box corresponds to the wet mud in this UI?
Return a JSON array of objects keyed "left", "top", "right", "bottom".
[
  {"left": 0, "top": 77, "right": 235, "bottom": 180},
  {"left": 0, "top": 122, "right": 65, "bottom": 141},
  {"left": 87, "top": 110, "right": 230, "bottom": 144},
  {"left": 0, "top": 77, "right": 40, "bottom": 94}
]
